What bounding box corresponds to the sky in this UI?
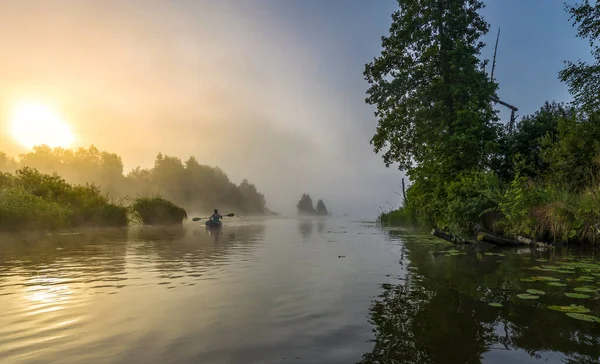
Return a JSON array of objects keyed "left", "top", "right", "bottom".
[{"left": 0, "top": 0, "right": 593, "bottom": 218}]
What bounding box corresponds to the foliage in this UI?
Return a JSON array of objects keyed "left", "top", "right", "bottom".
[
  {"left": 130, "top": 196, "right": 188, "bottom": 225},
  {"left": 297, "top": 193, "right": 316, "bottom": 215},
  {"left": 559, "top": 1, "right": 600, "bottom": 112},
  {"left": 315, "top": 199, "right": 329, "bottom": 216},
  {"left": 371, "top": 1, "right": 600, "bottom": 245},
  {"left": 565, "top": 313, "right": 600, "bottom": 322},
  {"left": 0, "top": 152, "right": 18, "bottom": 173},
  {"left": 364, "top": 0, "right": 501, "bottom": 183},
  {"left": 4, "top": 145, "right": 270, "bottom": 216},
  {"left": 538, "top": 111, "right": 600, "bottom": 191},
  {"left": 0, "top": 167, "right": 127, "bottom": 231},
  {"left": 498, "top": 101, "right": 570, "bottom": 181},
  {"left": 444, "top": 171, "right": 502, "bottom": 233}
]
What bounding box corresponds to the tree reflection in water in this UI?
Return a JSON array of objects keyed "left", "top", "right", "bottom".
[{"left": 359, "top": 231, "right": 600, "bottom": 364}]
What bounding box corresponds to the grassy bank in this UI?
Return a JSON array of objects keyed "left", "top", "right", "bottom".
[{"left": 380, "top": 172, "right": 600, "bottom": 245}]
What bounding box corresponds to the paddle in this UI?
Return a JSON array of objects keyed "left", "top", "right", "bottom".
[{"left": 192, "top": 213, "right": 235, "bottom": 222}]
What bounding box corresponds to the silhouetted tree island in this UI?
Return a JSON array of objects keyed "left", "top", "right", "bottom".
[{"left": 297, "top": 193, "right": 330, "bottom": 216}]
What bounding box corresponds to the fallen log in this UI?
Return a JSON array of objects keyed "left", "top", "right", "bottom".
[
  {"left": 431, "top": 229, "right": 473, "bottom": 244},
  {"left": 477, "top": 232, "right": 523, "bottom": 246},
  {"left": 477, "top": 232, "right": 552, "bottom": 247}
]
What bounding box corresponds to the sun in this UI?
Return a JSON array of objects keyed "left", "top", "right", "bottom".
[{"left": 10, "top": 101, "right": 75, "bottom": 149}]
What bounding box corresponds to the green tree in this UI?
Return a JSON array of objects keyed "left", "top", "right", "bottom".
[
  {"left": 316, "top": 199, "right": 329, "bottom": 216},
  {"left": 297, "top": 193, "right": 315, "bottom": 215},
  {"left": 539, "top": 111, "right": 600, "bottom": 191},
  {"left": 0, "top": 152, "right": 17, "bottom": 173},
  {"left": 364, "top": 0, "right": 500, "bottom": 182},
  {"left": 559, "top": 1, "right": 600, "bottom": 112},
  {"left": 499, "top": 101, "right": 572, "bottom": 181}
]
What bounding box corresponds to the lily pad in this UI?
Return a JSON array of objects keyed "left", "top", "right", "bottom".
[
  {"left": 517, "top": 293, "right": 539, "bottom": 300},
  {"left": 547, "top": 282, "right": 567, "bottom": 287},
  {"left": 565, "top": 292, "right": 591, "bottom": 299},
  {"left": 536, "top": 258, "right": 549, "bottom": 262},
  {"left": 484, "top": 252, "right": 505, "bottom": 257},
  {"left": 575, "top": 276, "right": 595, "bottom": 282},
  {"left": 565, "top": 313, "right": 600, "bottom": 322},
  {"left": 488, "top": 302, "right": 503, "bottom": 307},
  {"left": 548, "top": 304, "right": 590, "bottom": 313},
  {"left": 526, "top": 289, "right": 546, "bottom": 295},
  {"left": 533, "top": 276, "right": 561, "bottom": 282},
  {"left": 520, "top": 278, "right": 536, "bottom": 282},
  {"left": 574, "top": 287, "right": 599, "bottom": 293}
]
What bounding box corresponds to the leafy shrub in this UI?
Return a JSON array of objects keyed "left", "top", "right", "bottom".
[
  {"left": 0, "top": 186, "right": 71, "bottom": 231},
  {"left": 0, "top": 167, "right": 128, "bottom": 231},
  {"left": 444, "top": 171, "right": 503, "bottom": 233},
  {"left": 131, "top": 196, "right": 188, "bottom": 225}
]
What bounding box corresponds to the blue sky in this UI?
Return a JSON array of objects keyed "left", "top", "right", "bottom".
[{"left": 0, "top": 0, "right": 593, "bottom": 217}]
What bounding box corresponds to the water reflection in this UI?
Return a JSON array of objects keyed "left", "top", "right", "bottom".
[
  {"left": 317, "top": 219, "right": 326, "bottom": 235},
  {"left": 0, "top": 223, "right": 266, "bottom": 363},
  {"left": 298, "top": 220, "right": 314, "bottom": 240},
  {"left": 360, "top": 230, "right": 600, "bottom": 363}
]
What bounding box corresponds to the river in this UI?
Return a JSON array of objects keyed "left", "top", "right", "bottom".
[{"left": 0, "top": 217, "right": 599, "bottom": 363}]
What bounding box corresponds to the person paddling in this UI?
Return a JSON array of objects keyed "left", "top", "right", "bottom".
[{"left": 209, "top": 209, "right": 222, "bottom": 224}]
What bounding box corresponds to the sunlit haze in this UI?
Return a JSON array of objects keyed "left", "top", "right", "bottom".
[
  {"left": 0, "top": 0, "right": 590, "bottom": 217},
  {"left": 10, "top": 100, "right": 75, "bottom": 149}
]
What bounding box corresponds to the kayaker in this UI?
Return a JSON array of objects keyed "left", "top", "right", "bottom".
[{"left": 210, "top": 209, "right": 222, "bottom": 224}]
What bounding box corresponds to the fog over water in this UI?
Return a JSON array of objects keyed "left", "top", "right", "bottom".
[{"left": 0, "top": 0, "right": 589, "bottom": 217}]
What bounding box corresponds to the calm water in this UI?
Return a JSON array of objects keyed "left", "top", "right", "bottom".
[{"left": 1, "top": 218, "right": 600, "bottom": 363}]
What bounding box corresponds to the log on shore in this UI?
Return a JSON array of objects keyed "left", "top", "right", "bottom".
[
  {"left": 477, "top": 232, "right": 523, "bottom": 246},
  {"left": 477, "top": 232, "right": 552, "bottom": 247},
  {"left": 431, "top": 229, "right": 473, "bottom": 244}
]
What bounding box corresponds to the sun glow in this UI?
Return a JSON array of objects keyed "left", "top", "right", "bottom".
[{"left": 10, "top": 101, "right": 75, "bottom": 149}]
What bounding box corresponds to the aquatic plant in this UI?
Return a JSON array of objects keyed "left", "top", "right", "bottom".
[
  {"left": 565, "top": 293, "right": 591, "bottom": 299},
  {"left": 532, "top": 276, "right": 561, "bottom": 282},
  {"left": 547, "top": 282, "right": 567, "bottom": 287},
  {"left": 547, "top": 304, "right": 590, "bottom": 313},
  {"left": 526, "top": 289, "right": 546, "bottom": 296},
  {"left": 565, "top": 313, "right": 600, "bottom": 322},
  {"left": 488, "top": 303, "right": 503, "bottom": 307},
  {"left": 130, "top": 196, "right": 188, "bottom": 225},
  {"left": 516, "top": 293, "right": 539, "bottom": 300},
  {"left": 574, "top": 287, "right": 599, "bottom": 293}
]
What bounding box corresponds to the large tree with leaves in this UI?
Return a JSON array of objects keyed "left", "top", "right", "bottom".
[
  {"left": 559, "top": 1, "right": 600, "bottom": 112},
  {"left": 364, "top": 0, "right": 501, "bottom": 182}
]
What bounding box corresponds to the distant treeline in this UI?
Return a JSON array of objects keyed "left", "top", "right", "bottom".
[
  {"left": 297, "top": 193, "right": 330, "bottom": 216},
  {"left": 0, "top": 145, "right": 272, "bottom": 215}
]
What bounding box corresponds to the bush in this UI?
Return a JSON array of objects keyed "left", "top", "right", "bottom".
[
  {"left": 0, "top": 167, "right": 128, "bottom": 231},
  {"left": 444, "top": 171, "right": 503, "bottom": 234},
  {"left": 0, "top": 186, "right": 71, "bottom": 231},
  {"left": 130, "top": 196, "right": 188, "bottom": 225}
]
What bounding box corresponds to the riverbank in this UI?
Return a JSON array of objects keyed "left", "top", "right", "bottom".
[{"left": 380, "top": 172, "right": 600, "bottom": 245}]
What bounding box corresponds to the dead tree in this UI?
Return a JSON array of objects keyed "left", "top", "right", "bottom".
[{"left": 489, "top": 28, "right": 519, "bottom": 133}]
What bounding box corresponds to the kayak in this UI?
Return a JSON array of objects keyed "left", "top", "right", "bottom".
[{"left": 205, "top": 220, "right": 222, "bottom": 228}]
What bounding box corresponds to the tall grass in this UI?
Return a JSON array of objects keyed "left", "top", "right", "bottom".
[{"left": 130, "top": 196, "right": 188, "bottom": 225}]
